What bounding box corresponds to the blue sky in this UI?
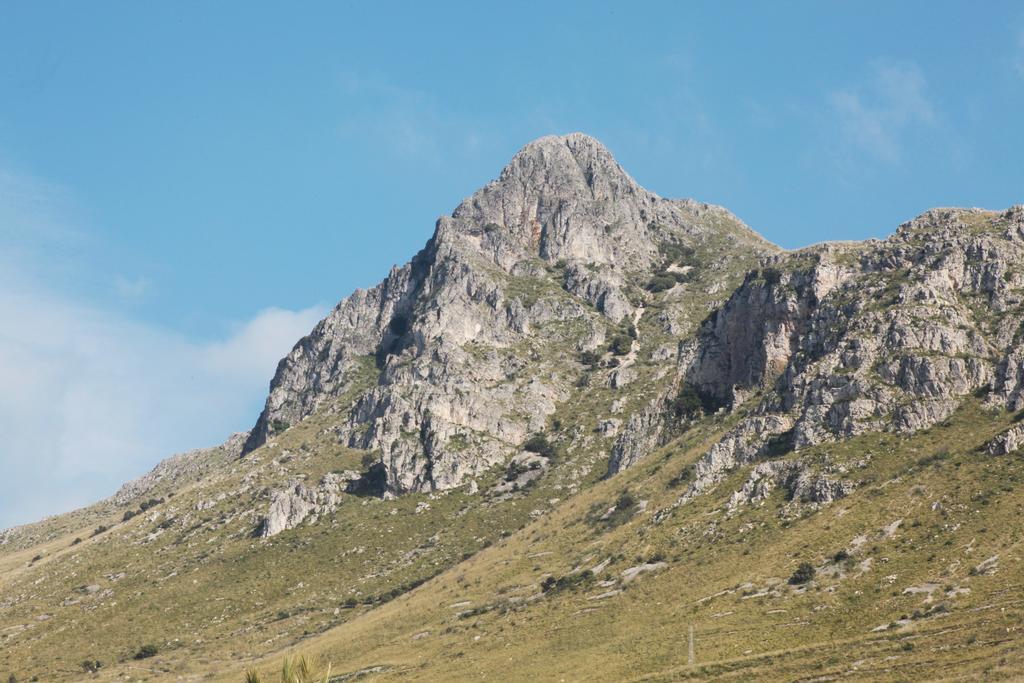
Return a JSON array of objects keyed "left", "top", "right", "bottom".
[{"left": 1, "top": 1, "right": 1022, "bottom": 527}]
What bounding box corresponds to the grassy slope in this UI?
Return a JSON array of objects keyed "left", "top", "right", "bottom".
[{"left": 224, "top": 400, "right": 1024, "bottom": 682}]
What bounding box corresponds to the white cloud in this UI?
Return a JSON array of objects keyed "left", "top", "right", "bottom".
[
  {"left": 0, "top": 167, "right": 326, "bottom": 529},
  {"left": 828, "top": 62, "right": 936, "bottom": 164},
  {"left": 0, "top": 271, "right": 325, "bottom": 529}
]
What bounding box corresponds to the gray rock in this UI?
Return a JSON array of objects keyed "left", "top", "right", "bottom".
[
  {"left": 244, "top": 133, "right": 773, "bottom": 496},
  {"left": 986, "top": 425, "right": 1024, "bottom": 455},
  {"left": 608, "top": 402, "right": 666, "bottom": 474},
  {"left": 653, "top": 208, "right": 1024, "bottom": 498},
  {"left": 598, "top": 418, "right": 622, "bottom": 437},
  {"left": 259, "top": 472, "right": 349, "bottom": 538}
]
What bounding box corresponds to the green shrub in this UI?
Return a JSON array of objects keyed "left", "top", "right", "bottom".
[
  {"left": 579, "top": 350, "right": 601, "bottom": 367},
  {"left": 246, "top": 654, "right": 331, "bottom": 683},
  {"left": 592, "top": 490, "right": 639, "bottom": 529},
  {"left": 646, "top": 274, "right": 676, "bottom": 292},
  {"left": 667, "top": 465, "right": 693, "bottom": 488},
  {"left": 608, "top": 333, "right": 632, "bottom": 356},
  {"left": 90, "top": 525, "right": 109, "bottom": 537},
  {"left": 134, "top": 644, "right": 158, "bottom": 659},
  {"left": 760, "top": 267, "right": 782, "bottom": 286},
  {"left": 668, "top": 384, "right": 724, "bottom": 421},
  {"left": 523, "top": 434, "right": 555, "bottom": 459},
  {"left": 659, "top": 242, "right": 696, "bottom": 267},
  {"left": 788, "top": 562, "right": 816, "bottom": 585},
  {"left": 541, "top": 570, "right": 594, "bottom": 594}
]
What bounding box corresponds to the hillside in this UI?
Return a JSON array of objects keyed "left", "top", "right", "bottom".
[{"left": 1, "top": 134, "right": 1022, "bottom": 682}]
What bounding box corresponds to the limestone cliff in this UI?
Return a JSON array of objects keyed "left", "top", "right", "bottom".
[{"left": 244, "top": 133, "right": 775, "bottom": 495}]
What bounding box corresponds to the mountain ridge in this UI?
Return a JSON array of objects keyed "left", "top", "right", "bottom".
[{"left": 2, "top": 134, "right": 1023, "bottom": 682}]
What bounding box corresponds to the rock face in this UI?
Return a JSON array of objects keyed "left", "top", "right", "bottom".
[
  {"left": 242, "top": 133, "right": 1023, "bottom": 510},
  {"left": 726, "top": 461, "right": 855, "bottom": 511},
  {"left": 259, "top": 472, "right": 358, "bottom": 538},
  {"left": 243, "top": 133, "right": 774, "bottom": 495},
  {"left": 668, "top": 206, "right": 1024, "bottom": 498},
  {"left": 986, "top": 424, "right": 1024, "bottom": 455},
  {"left": 608, "top": 402, "right": 667, "bottom": 474}
]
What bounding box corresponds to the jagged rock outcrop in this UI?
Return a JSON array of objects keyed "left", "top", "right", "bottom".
[
  {"left": 259, "top": 472, "right": 358, "bottom": 538},
  {"left": 608, "top": 401, "right": 667, "bottom": 474},
  {"left": 562, "top": 263, "right": 634, "bottom": 323},
  {"left": 242, "top": 131, "right": 1021, "bottom": 511},
  {"left": 660, "top": 206, "right": 1024, "bottom": 499},
  {"left": 243, "top": 133, "right": 774, "bottom": 496},
  {"left": 986, "top": 424, "right": 1024, "bottom": 455},
  {"left": 725, "top": 460, "right": 854, "bottom": 511},
  {"left": 697, "top": 416, "right": 794, "bottom": 484}
]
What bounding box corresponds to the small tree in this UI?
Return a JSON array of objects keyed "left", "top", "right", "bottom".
[
  {"left": 788, "top": 562, "right": 816, "bottom": 585},
  {"left": 523, "top": 434, "right": 555, "bottom": 459},
  {"left": 646, "top": 274, "right": 676, "bottom": 292},
  {"left": 608, "top": 333, "right": 632, "bottom": 356}
]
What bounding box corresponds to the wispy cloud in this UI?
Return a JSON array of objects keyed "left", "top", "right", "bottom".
[
  {"left": 0, "top": 267, "right": 324, "bottom": 529},
  {"left": 828, "top": 61, "right": 936, "bottom": 164},
  {"left": 0, "top": 164, "right": 84, "bottom": 246},
  {"left": 0, "top": 167, "right": 326, "bottom": 529}
]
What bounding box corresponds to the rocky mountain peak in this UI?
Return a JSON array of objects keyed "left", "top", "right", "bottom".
[
  {"left": 442, "top": 132, "right": 767, "bottom": 272},
  {"left": 240, "top": 134, "right": 776, "bottom": 488},
  {"left": 497, "top": 132, "right": 644, "bottom": 198}
]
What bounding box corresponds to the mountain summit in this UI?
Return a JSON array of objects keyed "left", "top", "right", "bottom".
[
  {"left": 3, "top": 136, "right": 1023, "bottom": 682},
  {"left": 242, "top": 133, "right": 776, "bottom": 497}
]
